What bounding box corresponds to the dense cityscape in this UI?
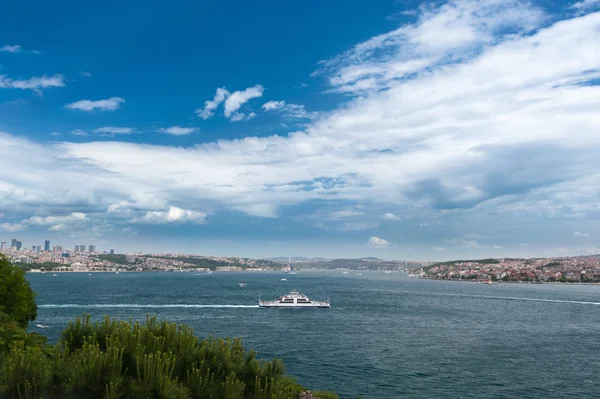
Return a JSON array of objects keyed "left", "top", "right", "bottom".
[{"left": 2, "top": 236, "right": 599, "bottom": 282}]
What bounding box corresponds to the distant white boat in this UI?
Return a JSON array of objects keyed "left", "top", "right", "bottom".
[
  {"left": 342, "top": 271, "right": 348, "bottom": 274},
  {"left": 52, "top": 273, "right": 57, "bottom": 276},
  {"left": 239, "top": 283, "right": 246, "bottom": 287},
  {"left": 35, "top": 324, "right": 49, "bottom": 329},
  {"left": 356, "top": 273, "right": 362, "bottom": 276},
  {"left": 115, "top": 271, "right": 119, "bottom": 274},
  {"left": 281, "top": 278, "right": 287, "bottom": 281}
]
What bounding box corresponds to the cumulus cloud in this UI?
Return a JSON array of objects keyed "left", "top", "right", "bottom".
[
  {"left": 224, "top": 85, "right": 264, "bottom": 117},
  {"left": 262, "top": 101, "right": 285, "bottom": 111},
  {"left": 195, "top": 86, "right": 262, "bottom": 121},
  {"left": 368, "top": 236, "right": 391, "bottom": 247},
  {"left": 381, "top": 212, "right": 400, "bottom": 220},
  {"left": 573, "top": 231, "right": 590, "bottom": 237},
  {"left": 159, "top": 126, "right": 198, "bottom": 135},
  {"left": 65, "top": 97, "right": 125, "bottom": 111},
  {"left": 135, "top": 206, "right": 207, "bottom": 224},
  {"left": 0, "top": 222, "right": 27, "bottom": 232},
  {"left": 93, "top": 127, "right": 134, "bottom": 136},
  {"left": 71, "top": 129, "right": 87, "bottom": 136},
  {"left": 0, "top": 74, "right": 64, "bottom": 91},
  {"left": 196, "top": 87, "right": 229, "bottom": 119}
]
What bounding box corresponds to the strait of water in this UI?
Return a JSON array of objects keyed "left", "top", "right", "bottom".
[{"left": 27, "top": 271, "right": 600, "bottom": 399}]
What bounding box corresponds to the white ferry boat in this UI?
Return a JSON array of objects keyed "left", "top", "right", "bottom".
[{"left": 259, "top": 290, "right": 330, "bottom": 308}]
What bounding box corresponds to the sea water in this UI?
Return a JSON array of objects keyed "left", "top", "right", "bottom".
[{"left": 27, "top": 271, "right": 600, "bottom": 399}]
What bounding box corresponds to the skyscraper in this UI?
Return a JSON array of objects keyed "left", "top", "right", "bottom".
[
  {"left": 88, "top": 245, "right": 96, "bottom": 253},
  {"left": 74, "top": 245, "right": 79, "bottom": 253},
  {"left": 11, "top": 239, "right": 17, "bottom": 248},
  {"left": 0, "top": 242, "right": 6, "bottom": 251},
  {"left": 44, "top": 240, "right": 50, "bottom": 251},
  {"left": 32, "top": 245, "right": 36, "bottom": 251},
  {"left": 16, "top": 241, "right": 22, "bottom": 250},
  {"left": 36, "top": 245, "right": 41, "bottom": 253},
  {"left": 80, "top": 244, "right": 85, "bottom": 253},
  {"left": 110, "top": 249, "right": 115, "bottom": 255}
]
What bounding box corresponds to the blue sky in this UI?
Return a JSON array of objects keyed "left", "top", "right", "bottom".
[{"left": 1, "top": 0, "right": 600, "bottom": 260}]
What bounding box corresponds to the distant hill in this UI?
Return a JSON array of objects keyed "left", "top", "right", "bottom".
[
  {"left": 264, "top": 257, "right": 418, "bottom": 271},
  {"left": 264, "top": 256, "right": 331, "bottom": 263}
]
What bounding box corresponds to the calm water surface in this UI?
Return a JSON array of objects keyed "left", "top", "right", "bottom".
[{"left": 27, "top": 271, "right": 600, "bottom": 399}]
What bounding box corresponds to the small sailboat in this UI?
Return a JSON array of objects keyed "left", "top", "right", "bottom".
[
  {"left": 52, "top": 273, "right": 57, "bottom": 276},
  {"left": 238, "top": 283, "right": 246, "bottom": 287},
  {"left": 281, "top": 278, "right": 287, "bottom": 281}
]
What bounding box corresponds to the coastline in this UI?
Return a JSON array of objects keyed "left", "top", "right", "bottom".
[{"left": 419, "top": 277, "right": 600, "bottom": 286}]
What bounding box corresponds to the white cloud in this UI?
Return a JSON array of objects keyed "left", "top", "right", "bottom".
[
  {"left": 50, "top": 132, "right": 60, "bottom": 136},
  {"left": 573, "top": 231, "right": 590, "bottom": 237},
  {"left": 1, "top": 45, "right": 21, "bottom": 53},
  {"left": 196, "top": 87, "right": 229, "bottom": 120},
  {"left": 81, "top": 71, "right": 93, "bottom": 78},
  {"left": 65, "top": 97, "right": 125, "bottom": 111},
  {"left": 135, "top": 206, "right": 206, "bottom": 224},
  {"left": 93, "top": 127, "right": 134, "bottom": 136},
  {"left": 223, "top": 85, "right": 263, "bottom": 117},
  {"left": 1, "top": 2, "right": 600, "bottom": 254},
  {"left": 381, "top": 212, "right": 400, "bottom": 220},
  {"left": 316, "top": 0, "right": 544, "bottom": 94},
  {"left": 368, "top": 236, "right": 391, "bottom": 247},
  {"left": 196, "top": 85, "right": 263, "bottom": 121},
  {"left": 159, "top": 126, "right": 198, "bottom": 135},
  {"left": 71, "top": 129, "right": 87, "bottom": 136},
  {"left": 0, "top": 74, "right": 64, "bottom": 91},
  {"left": 261, "top": 100, "right": 315, "bottom": 119},
  {"left": 331, "top": 209, "right": 364, "bottom": 219},
  {"left": 0, "top": 222, "right": 26, "bottom": 232},
  {"left": 49, "top": 224, "right": 65, "bottom": 231},
  {"left": 262, "top": 101, "right": 286, "bottom": 111},
  {"left": 27, "top": 212, "right": 87, "bottom": 226},
  {"left": 571, "top": 0, "right": 600, "bottom": 11},
  {"left": 433, "top": 246, "right": 448, "bottom": 251}
]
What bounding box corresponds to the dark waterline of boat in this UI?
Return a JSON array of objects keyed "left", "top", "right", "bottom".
[{"left": 28, "top": 271, "right": 600, "bottom": 399}]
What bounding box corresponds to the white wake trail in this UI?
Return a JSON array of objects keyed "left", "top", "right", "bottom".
[{"left": 39, "top": 304, "right": 259, "bottom": 309}]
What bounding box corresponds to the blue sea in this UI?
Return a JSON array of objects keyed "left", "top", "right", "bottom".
[{"left": 27, "top": 271, "right": 600, "bottom": 399}]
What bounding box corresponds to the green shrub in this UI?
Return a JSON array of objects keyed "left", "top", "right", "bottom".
[{"left": 0, "top": 315, "right": 334, "bottom": 399}]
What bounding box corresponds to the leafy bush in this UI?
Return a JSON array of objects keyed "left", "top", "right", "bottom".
[{"left": 0, "top": 315, "right": 314, "bottom": 399}]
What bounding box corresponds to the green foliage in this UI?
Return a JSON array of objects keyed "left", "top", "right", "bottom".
[
  {"left": 1, "top": 315, "right": 321, "bottom": 399},
  {"left": 0, "top": 255, "right": 37, "bottom": 328}
]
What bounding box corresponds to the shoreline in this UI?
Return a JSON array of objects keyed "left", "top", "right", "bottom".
[{"left": 420, "top": 277, "right": 600, "bottom": 286}]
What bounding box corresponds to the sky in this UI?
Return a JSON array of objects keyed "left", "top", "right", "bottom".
[{"left": 1, "top": 0, "right": 600, "bottom": 260}]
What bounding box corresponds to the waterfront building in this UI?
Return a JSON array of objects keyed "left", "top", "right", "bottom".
[{"left": 44, "top": 240, "right": 50, "bottom": 251}]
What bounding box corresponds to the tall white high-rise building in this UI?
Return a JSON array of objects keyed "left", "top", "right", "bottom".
[{"left": 0, "top": 242, "right": 6, "bottom": 251}]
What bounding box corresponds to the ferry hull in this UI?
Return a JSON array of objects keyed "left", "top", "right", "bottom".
[{"left": 259, "top": 303, "right": 330, "bottom": 308}]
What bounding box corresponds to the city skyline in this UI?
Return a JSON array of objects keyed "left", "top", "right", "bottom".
[{"left": 1, "top": 0, "right": 600, "bottom": 260}]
